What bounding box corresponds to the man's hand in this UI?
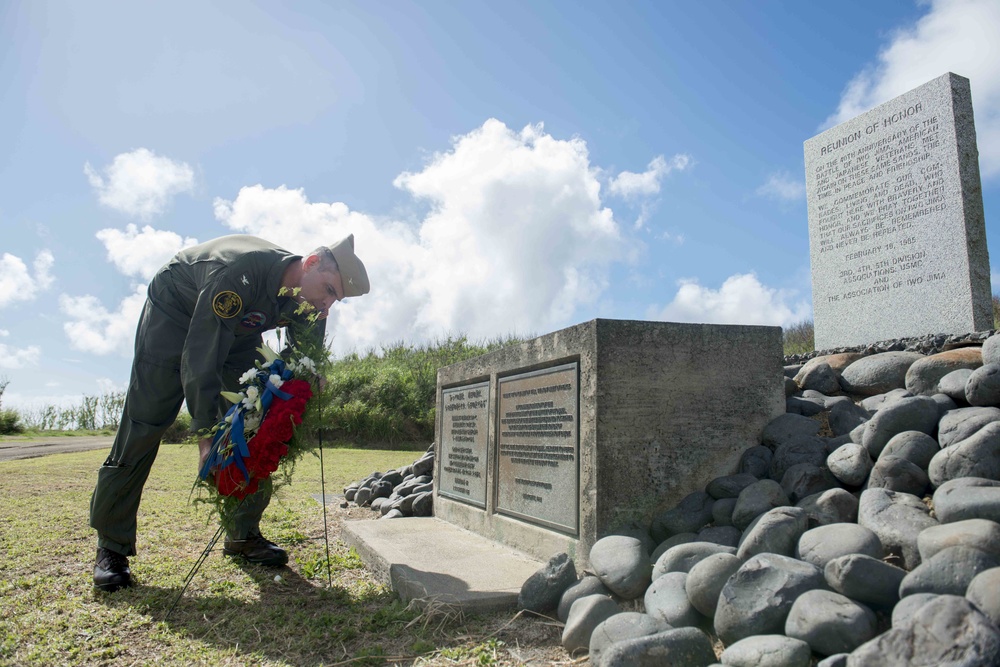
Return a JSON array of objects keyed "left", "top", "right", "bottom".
[{"left": 198, "top": 436, "right": 214, "bottom": 478}]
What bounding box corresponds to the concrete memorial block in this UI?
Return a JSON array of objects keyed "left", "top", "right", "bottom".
[
  {"left": 805, "top": 72, "right": 991, "bottom": 349},
  {"left": 435, "top": 318, "right": 784, "bottom": 565}
]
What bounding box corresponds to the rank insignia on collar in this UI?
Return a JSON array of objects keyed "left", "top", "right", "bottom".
[{"left": 241, "top": 274, "right": 250, "bottom": 286}]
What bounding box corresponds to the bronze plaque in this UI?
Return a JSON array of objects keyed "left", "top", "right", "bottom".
[
  {"left": 439, "top": 381, "right": 490, "bottom": 507},
  {"left": 496, "top": 363, "right": 579, "bottom": 534}
]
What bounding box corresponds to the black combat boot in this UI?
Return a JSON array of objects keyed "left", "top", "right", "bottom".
[
  {"left": 223, "top": 530, "right": 288, "bottom": 566},
  {"left": 94, "top": 547, "right": 133, "bottom": 592}
]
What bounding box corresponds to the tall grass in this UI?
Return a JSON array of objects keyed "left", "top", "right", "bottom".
[
  {"left": 321, "top": 334, "right": 525, "bottom": 446},
  {"left": 9, "top": 392, "right": 126, "bottom": 433}
]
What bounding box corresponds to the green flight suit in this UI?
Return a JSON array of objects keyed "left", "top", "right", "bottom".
[{"left": 90, "top": 235, "right": 325, "bottom": 556}]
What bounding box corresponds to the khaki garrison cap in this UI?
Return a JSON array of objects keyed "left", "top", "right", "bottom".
[{"left": 327, "top": 234, "right": 370, "bottom": 297}]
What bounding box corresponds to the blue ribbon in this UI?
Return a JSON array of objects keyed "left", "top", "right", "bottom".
[{"left": 199, "top": 359, "right": 296, "bottom": 484}]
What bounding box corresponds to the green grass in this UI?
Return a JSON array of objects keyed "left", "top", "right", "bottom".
[{"left": 0, "top": 445, "right": 565, "bottom": 666}]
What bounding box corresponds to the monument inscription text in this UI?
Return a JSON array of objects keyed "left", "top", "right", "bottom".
[
  {"left": 495, "top": 363, "right": 579, "bottom": 534},
  {"left": 439, "top": 381, "right": 489, "bottom": 507},
  {"left": 805, "top": 72, "right": 990, "bottom": 348}
]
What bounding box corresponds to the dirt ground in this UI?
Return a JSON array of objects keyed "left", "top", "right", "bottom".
[{"left": 0, "top": 435, "right": 114, "bottom": 462}]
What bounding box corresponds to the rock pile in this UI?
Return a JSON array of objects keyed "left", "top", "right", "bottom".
[
  {"left": 520, "top": 338, "right": 1000, "bottom": 666},
  {"left": 342, "top": 444, "right": 435, "bottom": 519}
]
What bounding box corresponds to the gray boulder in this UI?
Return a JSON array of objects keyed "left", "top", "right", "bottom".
[
  {"left": 861, "top": 395, "right": 940, "bottom": 459},
  {"left": 797, "top": 524, "right": 883, "bottom": 568},
  {"left": 712, "top": 497, "right": 737, "bottom": 527},
  {"left": 761, "top": 413, "right": 821, "bottom": 448},
  {"left": 732, "top": 479, "right": 791, "bottom": 530},
  {"left": 796, "top": 361, "right": 841, "bottom": 394},
  {"left": 652, "top": 541, "right": 736, "bottom": 579},
  {"left": 818, "top": 655, "right": 850, "bottom": 667},
  {"left": 966, "top": 363, "right": 1000, "bottom": 407},
  {"left": 824, "top": 553, "right": 906, "bottom": 609},
  {"left": 685, "top": 552, "right": 742, "bottom": 618},
  {"left": 847, "top": 595, "right": 1000, "bottom": 666},
  {"left": 410, "top": 490, "right": 432, "bottom": 516},
  {"left": 739, "top": 445, "right": 773, "bottom": 478},
  {"left": 982, "top": 334, "right": 1000, "bottom": 365},
  {"left": 785, "top": 589, "right": 878, "bottom": 657},
  {"left": 858, "top": 488, "right": 937, "bottom": 569},
  {"left": 650, "top": 532, "right": 698, "bottom": 564},
  {"left": 828, "top": 400, "right": 871, "bottom": 437},
  {"left": 769, "top": 438, "right": 828, "bottom": 482},
  {"left": 938, "top": 368, "right": 974, "bottom": 403},
  {"left": 904, "top": 348, "right": 983, "bottom": 396},
  {"left": 589, "top": 535, "right": 651, "bottom": 600},
  {"left": 651, "top": 491, "right": 715, "bottom": 542},
  {"left": 933, "top": 477, "right": 1000, "bottom": 523},
  {"left": 597, "top": 627, "right": 716, "bottom": 667},
  {"left": 917, "top": 519, "right": 1000, "bottom": 562},
  {"left": 928, "top": 421, "right": 1000, "bottom": 487},
  {"left": 965, "top": 567, "right": 1000, "bottom": 628},
  {"left": 898, "top": 545, "right": 1000, "bottom": 597},
  {"left": 558, "top": 575, "right": 614, "bottom": 622},
  {"left": 891, "top": 593, "right": 938, "bottom": 627},
  {"left": 706, "top": 473, "right": 759, "bottom": 499},
  {"left": 867, "top": 455, "right": 929, "bottom": 497},
  {"left": 797, "top": 488, "right": 859, "bottom": 525},
  {"left": 880, "top": 431, "right": 940, "bottom": 470},
  {"left": 937, "top": 406, "right": 1000, "bottom": 448},
  {"left": 697, "top": 525, "right": 741, "bottom": 548},
  {"left": 720, "top": 634, "right": 812, "bottom": 667},
  {"left": 840, "top": 352, "right": 923, "bottom": 396},
  {"left": 643, "top": 571, "right": 702, "bottom": 628},
  {"left": 737, "top": 506, "right": 810, "bottom": 560},
  {"left": 561, "top": 593, "right": 620, "bottom": 655},
  {"left": 589, "top": 612, "right": 669, "bottom": 665},
  {"left": 714, "top": 553, "right": 825, "bottom": 645},
  {"left": 780, "top": 463, "right": 839, "bottom": 503},
  {"left": 859, "top": 388, "right": 912, "bottom": 414},
  {"left": 827, "top": 443, "right": 872, "bottom": 487},
  {"left": 517, "top": 552, "right": 577, "bottom": 613}
]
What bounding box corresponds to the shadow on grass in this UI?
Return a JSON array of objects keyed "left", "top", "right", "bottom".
[{"left": 93, "top": 558, "right": 416, "bottom": 666}]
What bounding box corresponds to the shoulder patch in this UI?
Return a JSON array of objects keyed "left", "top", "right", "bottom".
[
  {"left": 212, "top": 291, "right": 243, "bottom": 318},
  {"left": 239, "top": 310, "right": 267, "bottom": 330}
]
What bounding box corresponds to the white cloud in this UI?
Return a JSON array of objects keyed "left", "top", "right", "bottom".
[
  {"left": 608, "top": 154, "right": 691, "bottom": 199},
  {"left": 214, "top": 119, "right": 623, "bottom": 353},
  {"left": 825, "top": 0, "right": 1000, "bottom": 176},
  {"left": 59, "top": 285, "right": 147, "bottom": 356},
  {"left": 84, "top": 148, "right": 195, "bottom": 219},
  {"left": 95, "top": 224, "right": 198, "bottom": 280},
  {"left": 0, "top": 250, "right": 55, "bottom": 308},
  {"left": 0, "top": 342, "right": 42, "bottom": 369},
  {"left": 757, "top": 172, "right": 806, "bottom": 201},
  {"left": 649, "top": 273, "right": 811, "bottom": 327}
]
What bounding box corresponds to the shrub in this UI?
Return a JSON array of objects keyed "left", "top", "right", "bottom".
[
  {"left": 0, "top": 409, "right": 24, "bottom": 435},
  {"left": 162, "top": 410, "right": 194, "bottom": 444},
  {"left": 783, "top": 320, "right": 815, "bottom": 356}
]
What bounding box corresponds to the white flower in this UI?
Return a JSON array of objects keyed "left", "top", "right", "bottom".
[
  {"left": 269, "top": 374, "right": 284, "bottom": 389},
  {"left": 246, "top": 386, "right": 260, "bottom": 401},
  {"left": 238, "top": 368, "right": 258, "bottom": 385},
  {"left": 297, "top": 356, "right": 316, "bottom": 373},
  {"left": 244, "top": 413, "right": 261, "bottom": 432}
]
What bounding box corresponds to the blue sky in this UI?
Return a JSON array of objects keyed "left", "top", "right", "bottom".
[{"left": 2, "top": 0, "right": 1000, "bottom": 410}]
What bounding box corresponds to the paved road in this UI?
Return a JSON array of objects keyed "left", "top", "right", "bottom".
[{"left": 0, "top": 435, "right": 114, "bottom": 462}]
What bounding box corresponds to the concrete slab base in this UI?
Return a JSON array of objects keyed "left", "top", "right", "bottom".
[{"left": 341, "top": 517, "right": 545, "bottom": 614}]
